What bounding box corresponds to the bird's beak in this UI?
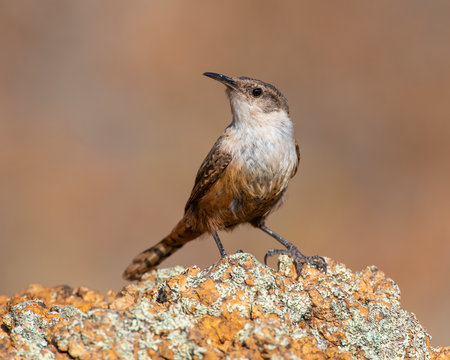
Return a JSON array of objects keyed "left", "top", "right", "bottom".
[{"left": 203, "top": 72, "right": 238, "bottom": 90}]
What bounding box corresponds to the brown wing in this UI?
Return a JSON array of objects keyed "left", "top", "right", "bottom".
[
  {"left": 184, "top": 136, "right": 232, "bottom": 213},
  {"left": 291, "top": 142, "right": 301, "bottom": 178}
]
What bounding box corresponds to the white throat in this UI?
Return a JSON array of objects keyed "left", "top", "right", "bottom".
[{"left": 221, "top": 97, "right": 298, "bottom": 189}]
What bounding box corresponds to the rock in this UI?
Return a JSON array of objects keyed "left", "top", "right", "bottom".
[{"left": 0, "top": 253, "right": 448, "bottom": 359}]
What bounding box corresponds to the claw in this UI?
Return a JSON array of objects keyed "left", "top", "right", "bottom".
[
  {"left": 264, "top": 246, "right": 327, "bottom": 274},
  {"left": 307, "top": 255, "right": 327, "bottom": 273},
  {"left": 264, "top": 248, "right": 289, "bottom": 265}
]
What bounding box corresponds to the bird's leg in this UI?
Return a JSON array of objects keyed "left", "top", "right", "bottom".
[
  {"left": 257, "top": 224, "right": 327, "bottom": 274},
  {"left": 212, "top": 231, "right": 227, "bottom": 258}
]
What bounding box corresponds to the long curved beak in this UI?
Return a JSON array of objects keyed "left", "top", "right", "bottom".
[{"left": 203, "top": 72, "right": 237, "bottom": 90}]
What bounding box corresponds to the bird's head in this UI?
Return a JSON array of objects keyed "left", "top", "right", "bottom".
[{"left": 203, "top": 72, "right": 290, "bottom": 125}]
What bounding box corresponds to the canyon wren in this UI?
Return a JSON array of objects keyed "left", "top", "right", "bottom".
[{"left": 123, "top": 72, "right": 326, "bottom": 281}]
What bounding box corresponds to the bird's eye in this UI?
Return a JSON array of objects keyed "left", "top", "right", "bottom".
[{"left": 252, "top": 88, "right": 263, "bottom": 97}]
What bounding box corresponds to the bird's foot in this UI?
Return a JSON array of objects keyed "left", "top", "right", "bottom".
[{"left": 264, "top": 247, "right": 327, "bottom": 274}]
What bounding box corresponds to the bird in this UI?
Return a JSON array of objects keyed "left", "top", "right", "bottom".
[{"left": 123, "top": 72, "right": 326, "bottom": 281}]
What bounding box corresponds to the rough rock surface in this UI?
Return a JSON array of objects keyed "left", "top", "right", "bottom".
[{"left": 0, "top": 253, "right": 448, "bottom": 359}]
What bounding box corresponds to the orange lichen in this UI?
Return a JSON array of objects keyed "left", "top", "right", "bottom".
[{"left": 0, "top": 253, "right": 448, "bottom": 359}]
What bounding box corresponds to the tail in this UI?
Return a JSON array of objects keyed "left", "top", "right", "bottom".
[{"left": 122, "top": 217, "right": 201, "bottom": 281}]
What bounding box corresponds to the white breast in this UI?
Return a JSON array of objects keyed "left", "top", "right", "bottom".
[{"left": 221, "top": 107, "right": 298, "bottom": 195}]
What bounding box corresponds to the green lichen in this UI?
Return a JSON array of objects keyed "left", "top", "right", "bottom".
[
  {"left": 1, "top": 253, "right": 437, "bottom": 359},
  {"left": 230, "top": 265, "right": 247, "bottom": 285},
  {"left": 255, "top": 293, "right": 283, "bottom": 316},
  {"left": 208, "top": 261, "right": 229, "bottom": 281},
  {"left": 330, "top": 299, "right": 349, "bottom": 320},
  {"left": 277, "top": 254, "right": 295, "bottom": 277},
  {"left": 3, "top": 300, "right": 59, "bottom": 360},
  {"left": 226, "top": 302, "right": 250, "bottom": 318},
  {"left": 167, "top": 330, "right": 206, "bottom": 360},
  {"left": 229, "top": 251, "right": 255, "bottom": 266},
  {"left": 282, "top": 291, "right": 311, "bottom": 323},
  {"left": 339, "top": 302, "right": 431, "bottom": 359},
  {"left": 236, "top": 318, "right": 294, "bottom": 353},
  {"left": 185, "top": 268, "right": 208, "bottom": 288},
  {"left": 50, "top": 298, "right": 201, "bottom": 359},
  {"left": 195, "top": 298, "right": 223, "bottom": 317},
  {"left": 142, "top": 265, "right": 186, "bottom": 282}
]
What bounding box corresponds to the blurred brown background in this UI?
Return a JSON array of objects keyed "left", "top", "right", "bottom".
[{"left": 0, "top": 1, "right": 449, "bottom": 345}]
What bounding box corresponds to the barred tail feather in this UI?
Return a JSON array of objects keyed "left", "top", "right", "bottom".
[{"left": 122, "top": 218, "right": 200, "bottom": 281}]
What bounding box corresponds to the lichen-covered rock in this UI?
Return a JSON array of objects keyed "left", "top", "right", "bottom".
[{"left": 0, "top": 253, "right": 448, "bottom": 359}]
